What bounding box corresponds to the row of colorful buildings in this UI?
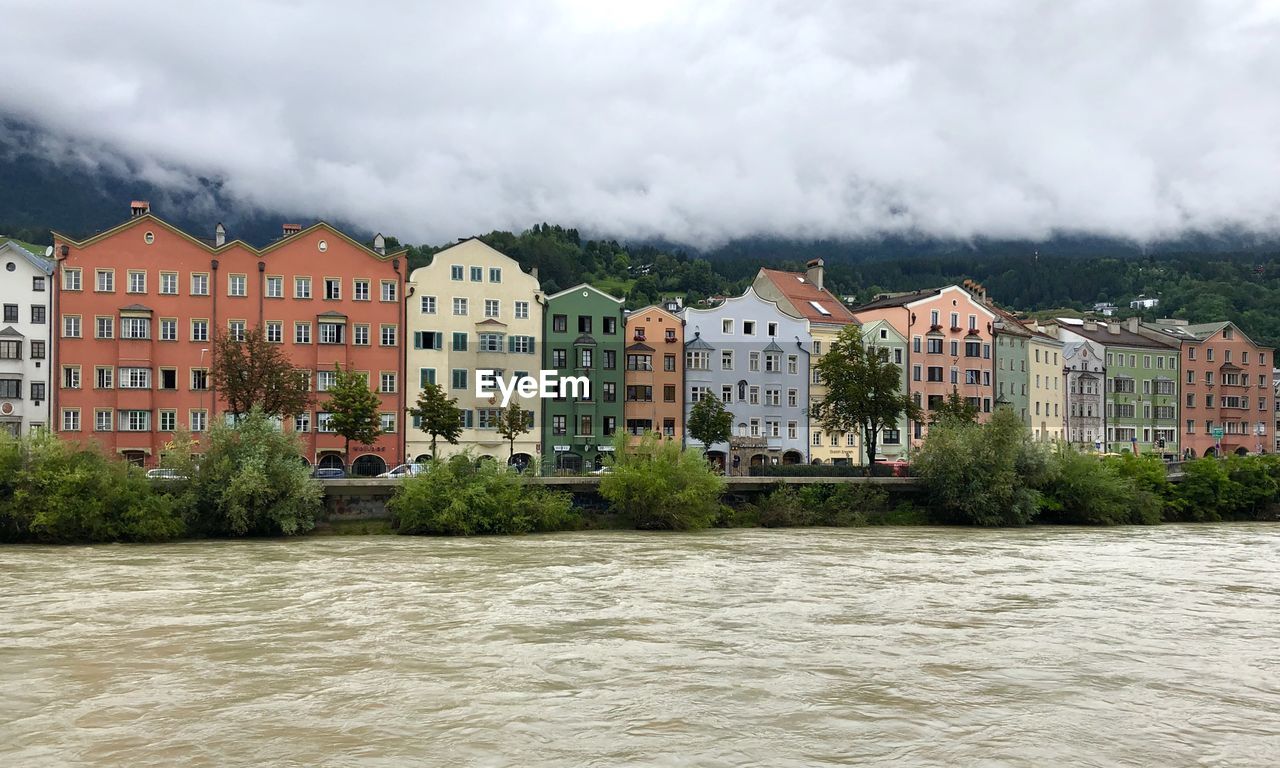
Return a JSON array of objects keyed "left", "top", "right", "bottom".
[{"left": 0, "top": 205, "right": 1274, "bottom": 473}]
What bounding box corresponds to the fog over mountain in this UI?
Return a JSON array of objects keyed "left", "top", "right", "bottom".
[{"left": 1, "top": 1, "right": 1278, "bottom": 247}]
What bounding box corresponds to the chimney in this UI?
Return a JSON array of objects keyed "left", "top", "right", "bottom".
[
  {"left": 1107, "top": 322, "right": 1120, "bottom": 335},
  {"left": 1126, "top": 317, "right": 1139, "bottom": 333},
  {"left": 282, "top": 223, "right": 302, "bottom": 237},
  {"left": 531, "top": 267, "right": 539, "bottom": 282},
  {"left": 214, "top": 222, "right": 226, "bottom": 248},
  {"left": 805, "top": 258, "right": 824, "bottom": 291},
  {"left": 1083, "top": 319, "right": 1098, "bottom": 331},
  {"left": 130, "top": 200, "right": 150, "bottom": 218},
  {"left": 372, "top": 233, "right": 386, "bottom": 255}
]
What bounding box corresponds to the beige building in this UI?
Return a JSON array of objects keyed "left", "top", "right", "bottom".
[
  {"left": 405, "top": 239, "right": 543, "bottom": 465},
  {"left": 1027, "top": 332, "right": 1065, "bottom": 442}
]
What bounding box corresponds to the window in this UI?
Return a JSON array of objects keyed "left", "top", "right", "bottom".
[
  {"left": 453, "top": 297, "right": 469, "bottom": 316},
  {"left": 30, "top": 341, "right": 44, "bottom": 359},
  {"left": 294, "top": 276, "right": 312, "bottom": 299},
  {"left": 95, "top": 269, "right": 114, "bottom": 292},
  {"left": 319, "top": 322, "right": 344, "bottom": 345},
  {"left": 511, "top": 335, "right": 535, "bottom": 354},
  {"left": 552, "top": 415, "right": 567, "bottom": 436},
  {"left": 927, "top": 338, "right": 943, "bottom": 354},
  {"left": 63, "top": 315, "right": 82, "bottom": 338},
  {"left": 294, "top": 322, "right": 311, "bottom": 344},
  {"left": 451, "top": 265, "right": 464, "bottom": 281},
  {"left": 578, "top": 315, "right": 593, "bottom": 334},
  {"left": 61, "top": 409, "right": 81, "bottom": 431},
  {"left": 350, "top": 279, "right": 369, "bottom": 302},
  {"left": 627, "top": 354, "right": 653, "bottom": 371},
  {"left": 266, "top": 276, "right": 283, "bottom": 298},
  {"left": 664, "top": 354, "right": 676, "bottom": 372},
  {"left": 324, "top": 278, "right": 341, "bottom": 300},
  {"left": 188, "top": 368, "right": 208, "bottom": 391},
  {"left": 489, "top": 267, "right": 502, "bottom": 283},
  {"left": 265, "top": 321, "right": 283, "bottom": 343},
  {"left": 515, "top": 301, "right": 529, "bottom": 319},
  {"left": 31, "top": 381, "right": 47, "bottom": 400},
  {"left": 113, "top": 367, "right": 149, "bottom": 389},
  {"left": 379, "top": 373, "right": 397, "bottom": 394},
  {"left": 664, "top": 384, "right": 677, "bottom": 403},
  {"left": 228, "top": 274, "right": 246, "bottom": 297},
  {"left": 126, "top": 270, "right": 146, "bottom": 294},
  {"left": 353, "top": 324, "right": 370, "bottom": 346},
  {"left": 479, "top": 333, "right": 504, "bottom": 353},
  {"left": 160, "top": 318, "right": 177, "bottom": 341},
  {"left": 191, "top": 319, "right": 209, "bottom": 342},
  {"left": 290, "top": 411, "right": 310, "bottom": 433},
  {"left": 27, "top": 304, "right": 44, "bottom": 325},
  {"left": 159, "top": 369, "right": 177, "bottom": 390},
  {"left": 0, "top": 378, "right": 19, "bottom": 399},
  {"left": 451, "top": 369, "right": 468, "bottom": 390},
  {"left": 420, "top": 295, "right": 437, "bottom": 314},
  {"left": 190, "top": 410, "right": 208, "bottom": 433},
  {"left": 380, "top": 280, "right": 397, "bottom": 302},
  {"left": 927, "top": 366, "right": 943, "bottom": 382},
  {"left": 453, "top": 332, "right": 469, "bottom": 352},
  {"left": 32, "top": 276, "right": 45, "bottom": 292},
  {"left": 470, "top": 266, "right": 483, "bottom": 282},
  {"left": 95, "top": 316, "right": 114, "bottom": 339},
  {"left": 317, "top": 413, "right": 335, "bottom": 433},
  {"left": 92, "top": 408, "right": 114, "bottom": 432},
  {"left": 552, "top": 314, "right": 568, "bottom": 333},
  {"left": 603, "top": 350, "right": 616, "bottom": 369},
  {"left": 122, "top": 317, "right": 151, "bottom": 340},
  {"left": 602, "top": 382, "right": 617, "bottom": 402},
  {"left": 580, "top": 349, "right": 593, "bottom": 368},
  {"left": 157, "top": 410, "right": 177, "bottom": 432},
  {"left": 62, "top": 268, "right": 82, "bottom": 291},
  {"left": 485, "top": 299, "right": 500, "bottom": 318},
  {"left": 380, "top": 413, "right": 397, "bottom": 433},
  {"left": 316, "top": 370, "right": 336, "bottom": 392},
  {"left": 578, "top": 415, "right": 593, "bottom": 436}
]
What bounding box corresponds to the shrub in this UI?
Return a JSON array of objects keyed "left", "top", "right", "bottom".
[
  {"left": 598, "top": 432, "right": 726, "bottom": 530},
  {"left": 0, "top": 431, "right": 183, "bottom": 544},
  {"left": 750, "top": 482, "right": 889, "bottom": 527},
  {"left": 913, "top": 407, "right": 1050, "bottom": 526},
  {"left": 390, "top": 453, "right": 577, "bottom": 535},
  {"left": 1166, "top": 458, "right": 1230, "bottom": 522},
  {"left": 165, "top": 411, "right": 322, "bottom": 537},
  {"left": 1040, "top": 448, "right": 1162, "bottom": 525}
]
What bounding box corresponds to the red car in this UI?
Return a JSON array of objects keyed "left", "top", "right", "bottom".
[{"left": 875, "top": 458, "right": 911, "bottom": 477}]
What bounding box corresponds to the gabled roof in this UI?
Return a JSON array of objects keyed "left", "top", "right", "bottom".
[
  {"left": 762, "top": 339, "right": 785, "bottom": 353},
  {"left": 685, "top": 333, "right": 715, "bottom": 351},
  {"left": 546, "top": 283, "right": 625, "bottom": 303},
  {"left": 850, "top": 289, "right": 941, "bottom": 312},
  {"left": 755, "top": 268, "right": 857, "bottom": 324},
  {"left": 51, "top": 213, "right": 408, "bottom": 262},
  {"left": 0, "top": 325, "right": 24, "bottom": 338},
  {"left": 0, "top": 239, "right": 54, "bottom": 275},
  {"left": 626, "top": 342, "right": 654, "bottom": 353},
  {"left": 1053, "top": 318, "right": 1179, "bottom": 350}
]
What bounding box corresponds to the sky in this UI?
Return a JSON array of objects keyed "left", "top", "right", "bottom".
[{"left": 1, "top": 0, "right": 1278, "bottom": 246}]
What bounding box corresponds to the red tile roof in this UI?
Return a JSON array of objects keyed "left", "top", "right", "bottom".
[{"left": 757, "top": 268, "right": 857, "bottom": 324}]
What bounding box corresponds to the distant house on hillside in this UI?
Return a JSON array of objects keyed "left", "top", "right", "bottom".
[
  {"left": 1092, "top": 302, "right": 1118, "bottom": 317},
  {"left": 1129, "top": 296, "right": 1160, "bottom": 310}
]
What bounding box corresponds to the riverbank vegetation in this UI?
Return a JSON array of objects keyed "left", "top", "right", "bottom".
[{"left": 598, "top": 433, "right": 727, "bottom": 530}]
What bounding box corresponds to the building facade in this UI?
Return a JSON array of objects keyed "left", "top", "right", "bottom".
[
  {"left": 856, "top": 318, "right": 911, "bottom": 462},
  {"left": 1150, "top": 320, "right": 1272, "bottom": 457},
  {"left": 753, "top": 260, "right": 861, "bottom": 464},
  {"left": 852, "top": 285, "right": 996, "bottom": 450},
  {"left": 1062, "top": 340, "right": 1106, "bottom": 449},
  {"left": 541, "top": 284, "right": 626, "bottom": 473},
  {"left": 681, "top": 287, "right": 810, "bottom": 472},
  {"left": 623, "top": 306, "right": 684, "bottom": 442},
  {"left": 1051, "top": 318, "right": 1180, "bottom": 458},
  {"left": 0, "top": 239, "right": 54, "bottom": 435},
  {"left": 52, "top": 206, "right": 407, "bottom": 473},
  {"left": 405, "top": 239, "right": 542, "bottom": 465}
]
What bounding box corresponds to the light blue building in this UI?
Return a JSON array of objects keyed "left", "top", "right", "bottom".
[{"left": 681, "top": 287, "right": 811, "bottom": 473}]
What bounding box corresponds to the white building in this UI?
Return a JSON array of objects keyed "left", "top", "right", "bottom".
[
  {"left": 0, "top": 239, "right": 54, "bottom": 435},
  {"left": 1129, "top": 296, "right": 1159, "bottom": 310},
  {"left": 404, "top": 239, "right": 544, "bottom": 465}
]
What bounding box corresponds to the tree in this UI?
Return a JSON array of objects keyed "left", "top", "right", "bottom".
[
  {"left": 210, "top": 327, "right": 312, "bottom": 419},
  {"left": 322, "top": 365, "right": 382, "bottom": 469},
  {"left": 687, "top": 394, "right": 733, "bottom": 453},
  {"left": 409, "top": 383, "right": 463, "bottom": 460},
  {"left": 930, "top": 388, "right": 979, "bottom": 425},
  {"left": 598, "top": 432, "right": 726, "bottom": 530},
  {"left": 494, "top": 398, "right": 531, "bottom": 460},
  {"left": 812, "top": 325, "right": 922, "bottom": 468}
]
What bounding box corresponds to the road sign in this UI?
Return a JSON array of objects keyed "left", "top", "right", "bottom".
[{"left": 1211, "top": 428, "right": 1225, "bottom": 439}]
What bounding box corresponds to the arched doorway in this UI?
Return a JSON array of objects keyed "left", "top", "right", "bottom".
[
  {"left": 705, "top": 450, "right": 726, "bottom": 473},
  {"left": 1203, "top": 447, "right": 1218, "bottom": 458},
  {"left": 509, "top": 453, "right": 532, "bottom": 473},
  {"left": 351, "top": 454, "right": 386, "bottom": 477},
  {"left": 811, "top": 458, "right": 823, "bottom": 465},
  {"left": 782, "top": 450, "right": 802, "bottom": 465},
  {"left": 555, "top": 451, "right": 582, "bottom": 474},
  {"left": 413, "top": 454, "right": 432, "bottom": 464},
  {"left": 749, "top": 453, "right": 767, "bottom": 467},
  {"left": 121, "top": 450, "right": 146, "bottom": 467},
  {"left": 300, "top": 457, "right": 312, "bottom": 467},
  {"left": 318, "top": 454, "right": 344, "bottom": 470},
  {"left": 1235, "top": 447, "right": 1249, "bottom": 456},
  {"left": 593, "top": 453, "right": 606, "bottom": 471}
]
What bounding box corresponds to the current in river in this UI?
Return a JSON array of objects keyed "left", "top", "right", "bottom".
[{"left": 2, "top": 526, "right": 1278, "bottom": 767}]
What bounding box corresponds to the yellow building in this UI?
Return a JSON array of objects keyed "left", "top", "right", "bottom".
[
  {"left": 752, "top": 260, "right": 862, "bottom": 464},
  {"left": 405, "top": 239, "right": 543, "bottom": 464},
  {"left": 1027, "top": 332, "right": 1065, "bottom": 442}
]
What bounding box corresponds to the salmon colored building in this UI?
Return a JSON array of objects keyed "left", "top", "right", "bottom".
[
  {"left": 1149, "top": 319, "right": 1273, "bottom": 458},
  {"left": 624, "top": 306, "right": 684, "bottom": 442},
  {"left": 51, "top": 204, "right": 408, "bottom": 475},
  {"left": 851, "top": 285, "right": 996, "bottom": 448}
]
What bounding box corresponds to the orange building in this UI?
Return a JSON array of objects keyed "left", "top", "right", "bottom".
[
  {"left": 51, "top": 204, "right": 408, "bottom": 475},
  {"left": 623, "top": 306, "right": 684, "bottom": 441},
  {"left": 851, "top": 285, "right": 996, "bottom": 447}
]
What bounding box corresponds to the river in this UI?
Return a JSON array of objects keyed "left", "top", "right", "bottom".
[{"left": 2, "top": 526, "right": 1279, "bottom": 767}]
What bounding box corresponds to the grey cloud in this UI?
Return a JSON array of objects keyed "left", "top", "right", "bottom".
[{"left": 1, "top": 0, "right": 1277, "bottom": 246}]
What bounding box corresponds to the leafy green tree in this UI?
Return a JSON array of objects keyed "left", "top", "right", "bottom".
[
  {"left": 914, "top": 407, "right": 1050, "bottom": 526},
  {"left": 210, "top": 326, "right": 312, "bottom": 418},
  {"left": 494, "top": 398, "right": 531, "bottom": 459},
  {"left": 322, "top": 364, "right": 383, "bottom": 469},
  {"left": 408, "top": 383, "right": 463, "bottom": 460},
  {"left": 812, "top": 325, "right": 921, "bottom": 468},
  {"left": 930, "top": 388, "right": 979, "bottom": 425},
  {"left": 164, "top": 409, "right": 321, "bottom": 537},
  {"left": 389, "top": 452, "right": 576, "bottom": 535},
  {"left": 1039, "top": 448, "right": 1162, "bottom": 525},
  {"left": 598, "top": 432, "right": 726, "bottom": 530},
  {"left": 687, "top": 394, "right": 733, "bottom": 454}
]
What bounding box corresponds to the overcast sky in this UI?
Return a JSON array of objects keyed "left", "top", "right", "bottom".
[{"left": 1, "top": 0, "right": 1278, "bottom": 246}]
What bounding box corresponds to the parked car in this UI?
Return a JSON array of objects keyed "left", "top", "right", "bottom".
[
  {"left": 589, "top": 466, "right": 614, "bottom": 476},
  {"left": 145, "top": 468, "right": 187, "bottom": 481},
  {"left": 377, "top": 463, "right": 427, "bottom": 478},
  {"left": 875, "top": 458, "right": 911, "bottom": 477},
  {"left": 311, "top": 467, "right": 347, "bottom": 479}
]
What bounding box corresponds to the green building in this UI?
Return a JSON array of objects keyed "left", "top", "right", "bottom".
[
  {"left": 856, "top": 318, "right": 912, "bottom": 462},
  {"left": 542, "top": 284, "right": 626, "bottom": 472},
  {"left": 993, "top": 320, "right": 1031, "bottom": 422},
  {"left": 1051, "top": 318, "right": 1180, "bottom": 457}
]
